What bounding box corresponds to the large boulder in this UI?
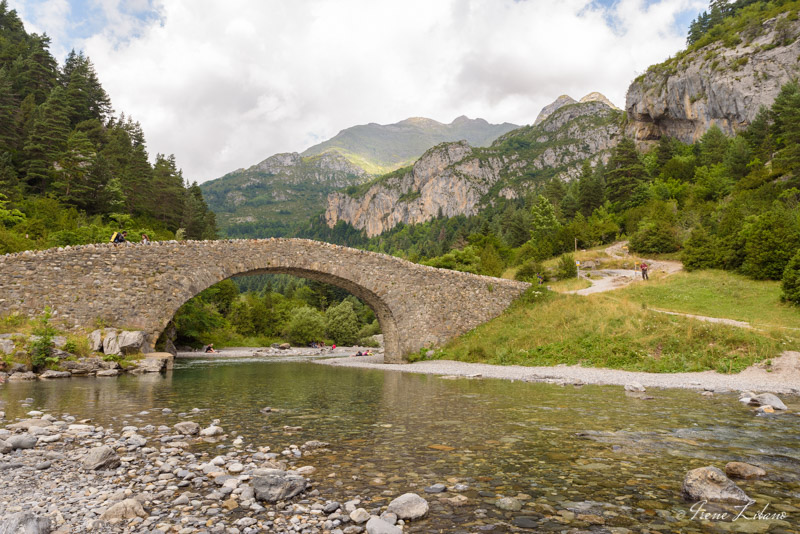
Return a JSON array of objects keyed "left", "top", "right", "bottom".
[
  {"left": 0, "top": 512, "right": 52, "bottom": 534},
  {"left": 103, "top": 331, "right": 120, "bottom": 356},
  {"left": 89, "top": 330, "right": 104, "bottom": 352},
  {"left": 0, "top": 339, "right": 14, "bottom": 355},
  {"left": 83, "top": 445, "right": 120, "bottom": 470},
  {"left": 387, "top": 493, "right": 429, "bottom": 520},
  {"left": 99, "top": 498, "right": 147, "bottom": 522},
  {"left": 8, "top": 371, "right": 37, "bottom": 381},
  {"left": 749, "top": 393, "right": 787, "bottom": 411},
  {"left": 117, "top": 331, "right": 146, "bottom": 354},
  {"left": 133, "top": 353, "right": 173, "bottom": 373},
  {"left": 252, "top": 470, "right": 309, "bottom": 503},
  {"left": 682, "top": 466, "right": 752, "bottom": 504}
]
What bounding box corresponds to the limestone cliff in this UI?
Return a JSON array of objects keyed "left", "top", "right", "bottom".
[
  {"left": 325, "top": 99, "right": 622, "bottom": 237},
  {"left": 626, "top": 13, "right": 800, "bottom": 143}
]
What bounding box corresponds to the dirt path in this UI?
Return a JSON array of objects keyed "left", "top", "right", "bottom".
[{"left": 568, "top": 241, "right": 682, "bottom": 296}]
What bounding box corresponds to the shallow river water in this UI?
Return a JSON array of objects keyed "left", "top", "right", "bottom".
[{"left": 1, "top": 356, "right": 799, "bottom": 533}]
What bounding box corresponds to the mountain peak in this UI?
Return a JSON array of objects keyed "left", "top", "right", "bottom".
[
  {"left": 534, "top": 95, "right": 577, "bottom": 126},
  {"left": 580, "top": 92, "right": 619, "bottom": 110}
]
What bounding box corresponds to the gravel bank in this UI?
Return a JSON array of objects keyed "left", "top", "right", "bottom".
[{"left": 315, "top": 351, "right": 800, "bottom": 395}]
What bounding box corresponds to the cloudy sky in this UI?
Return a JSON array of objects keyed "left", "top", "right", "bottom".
[{"left": 9, "top": 0, "right": 705, "bottom": 183}]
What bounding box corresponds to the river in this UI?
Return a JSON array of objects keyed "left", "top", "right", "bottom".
[{"left": 1, "top": 356, "right": 798, "bottom": 532}]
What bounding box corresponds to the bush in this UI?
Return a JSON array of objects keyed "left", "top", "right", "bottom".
[
  {"left": 29, "top": 307, "right": 58, "bottom": 370},
  {"left": 325, "top": 300, "right": 360, "bottom": 346},
  {"left": 515, "top": 260, "right": 547, "bottom": 283},
  {"left": 285, "top": 306, "right": 326, "bottom": 346},
  {"left": 682, "top": 227, "right": 719, "bottom": 271},
  {"left": 557, "top": 254, "right": 578, "bottom": 279},
  {"left": 781, "top": 249, "right": 800, "bottom": 305},
  {"left": 630, "top": 220, "right": 680, "bottom": 254}
]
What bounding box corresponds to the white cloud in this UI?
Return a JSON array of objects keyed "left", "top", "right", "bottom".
[{"left": 9, "top": 0, "right": 705, "bottom": 182}]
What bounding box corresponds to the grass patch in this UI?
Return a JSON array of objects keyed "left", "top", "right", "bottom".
[
  {"left": 548, "top": 277, "right": 592, "bottom": 292},
  {"left": 433, "top": 289, "right": 796, "bottom": 373},
  {"left": 618, "top": 270, "right": 800, "bottom": 331}
]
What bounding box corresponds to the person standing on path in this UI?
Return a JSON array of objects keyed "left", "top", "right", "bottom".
[{"left": 640, "top": 262, "right": 649, "bottom": 280}]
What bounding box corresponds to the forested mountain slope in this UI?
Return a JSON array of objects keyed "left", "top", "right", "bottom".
[{"left": 0, "top": 1, "right": 215, "bottom": 253}]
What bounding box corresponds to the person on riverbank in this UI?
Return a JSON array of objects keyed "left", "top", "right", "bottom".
[
  {"left": 640, "top": 262, "right": 649, "bottom": 280},
  {"left": 111, "top": 231, "right": 127, "bottom": 244},
  {"left": 204, "top": 343, "right": 216, "bottom": 353}
]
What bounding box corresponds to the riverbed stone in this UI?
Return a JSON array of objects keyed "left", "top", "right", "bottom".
[
  {"left": 496, "top": 497, "right": 523, "bottom": 511},
  {"left": 103, "top": 331, "right": 120, "bottom": 356},
  {"left": 83, "top": 445, "right": 120, "bottom": 470},
  {"left": 366, "top": 516, "right": 402, "bottom": 534},
  {"left": 386, "top": 493, "right": 428, "bottom": 520},
  {"left": 682, "top": 466, "right": 752, "bottom": 504},
  {"left": 200, "top": 424, "right": 223, "bottom": 437},
  {"left": 350, "top": 508, "right": 370, "bottom": 524},
  {"left": 9, "top": 371, "right": 37, "bottom": 381},
  {"left": 252, "top": 471, "right": 309, "bottom": 503},
  {"left": 624, "top": 382, "right": 646, "bottom": 392},
  {"left": 174, "top": 422, "right": 200, "bottom": 435},
  {"left": 725, "top": 462, "right": 766, "bottom": 479},
  {"left": 0, "top": 339, "right": 14, "bottom": 355},
  {"left": 96, "top": 369, "right": 119, "bottom": 377},
  {"left": 99, "top": 498, "right": 147, "bottom": 522},
  {"left": 7, "top": 433, "right": 38, "bottom": 450},
  {"left": 749, "top": 393, "right": 787, "bottom": 410},
  {"left": 0, "top": 512, "right": 52, "bottom": 534},
  {"left": 39, "top": 370, "right": 71, "bottom": 379},
  {"left": 0, "top": 439, "right": 12, "bottom": 454}
]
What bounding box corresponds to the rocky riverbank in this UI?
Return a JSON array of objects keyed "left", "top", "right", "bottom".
[{"left": 0, "top": 408, "right": 426, "bottom": 533}]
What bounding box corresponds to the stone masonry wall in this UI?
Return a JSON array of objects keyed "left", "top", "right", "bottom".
[{"left": 0, "top": 239, "right": 529, "bottom": 363}]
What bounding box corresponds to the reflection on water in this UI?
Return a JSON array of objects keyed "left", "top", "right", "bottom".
[{"left": 1, "top": 356, "right": 799, "bottom": 532}]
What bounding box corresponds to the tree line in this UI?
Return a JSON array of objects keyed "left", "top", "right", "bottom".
[{"left": 0, "top": 1, "right": 216, "bottom": 254}]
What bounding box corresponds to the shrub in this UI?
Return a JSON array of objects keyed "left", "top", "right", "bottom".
[
  {"left": 781, "top": 249, "right": 800, "bottom": 305},
  {"left": 515, "top": 260, "right": 547, "bottom": 283},
  {"left": 29, "top": 307, "right": 58, "bottom": 370},
  {"left": 682, "top": 227, "right": 719, "bottom": 271},
  {"left": 325, "top": 300, "right": 360, "bottom": 346},
  {"left": 285, "top": 306, "right": 326, "bottom": 346},
  {"left": 630, "top": 221, "right": 680, "bottom": 254},
  {"left": 557, "top": 254, "right": 578, "bottom": 279}
]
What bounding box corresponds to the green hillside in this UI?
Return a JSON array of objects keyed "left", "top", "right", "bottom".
[
  {"left": 200, "top": 151, "right": 368, "bottom": 238},
  {"left": 301, "top": 115, "right": 519, "bottom": 175}
]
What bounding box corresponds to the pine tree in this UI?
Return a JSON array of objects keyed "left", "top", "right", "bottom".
[
  {"left": 16, "top": 34, "right": 57, "bottom": 104},
  {"left": 771, "top": 81, "right": 800, "bottom": 174},
  {"left": 53, "top": 130, "right": 96, "bottom": 207},
  {"left": 62, "top": 50, "right": 112, "bottom": 126},
  {"left": 605, "top": 137, "right": 646, "bottom": 209},
  {"left": 0, "top": 67, "right": 18, "bottom": 152},
  {"left": 23, "top": 85, "right": 71, "bottom": 193},
  {"left": 698, "top": 125, "right": 729, "bottom": 166},
  {"left": 578, "top": 160, "right": 605, "bottom": 216}
]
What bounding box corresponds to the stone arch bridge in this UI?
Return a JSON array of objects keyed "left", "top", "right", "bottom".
[{"left": 0, "top": 239, "right": 529, "bottom": 362}]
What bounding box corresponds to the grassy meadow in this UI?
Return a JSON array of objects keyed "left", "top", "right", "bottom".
[{"left": 430, "top": 286, "right": 798, "bottom": 374}]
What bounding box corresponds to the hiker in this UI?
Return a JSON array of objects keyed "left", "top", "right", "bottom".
[
  {"left": 111, "top": 231, "right": 127, "bottom": 244},
  {"left": 537, "top": 273, "right": 544, "bottom": 285},
  {"left": 640, "top": 262, "right": 649, "bottom": 280}
]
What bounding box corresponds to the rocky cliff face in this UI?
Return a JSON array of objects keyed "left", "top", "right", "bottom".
[
  {"left": 626, "top": 13, "right": 800, "bottom": 144},
  {"left": 325, "top": 99, "right": 622, "bottom": 237}
]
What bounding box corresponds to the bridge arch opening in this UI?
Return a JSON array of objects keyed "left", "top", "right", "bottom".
[{"left": 155, "top": 266, "right": 399, "bottom": 359}]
